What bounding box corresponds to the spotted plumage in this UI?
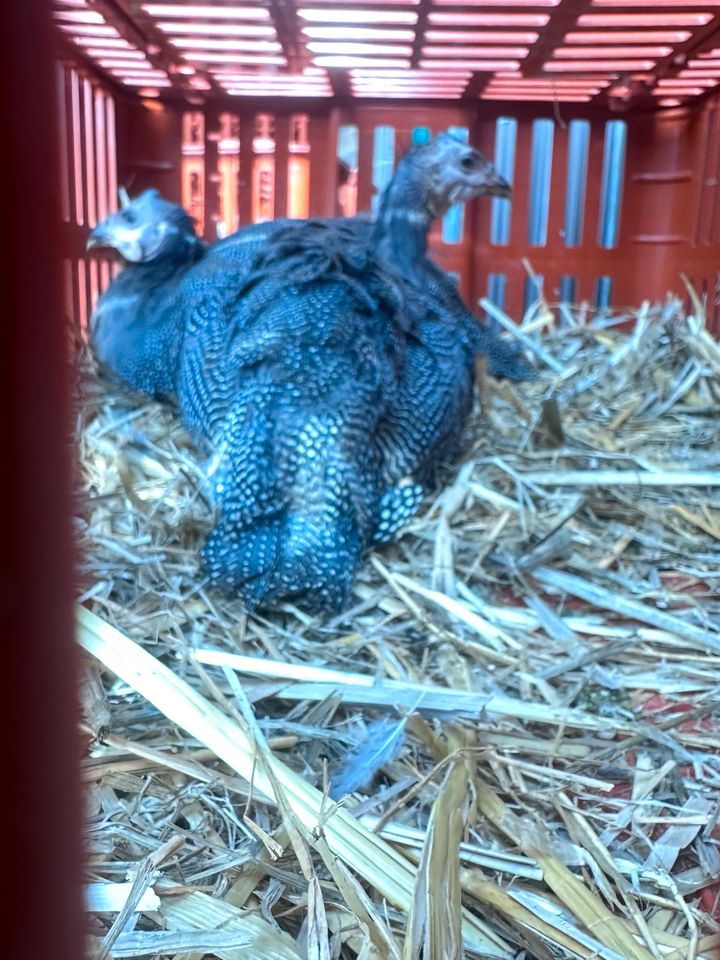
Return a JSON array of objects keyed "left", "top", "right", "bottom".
[
  {"left": 188, "top": 135, "right": 521, "bottom": 611},
  {"left": 87, "top": 135, "right": 530, "bottom": 615},
  {"left": 197, "top": 262, "right": 394, "bottom": 611}
]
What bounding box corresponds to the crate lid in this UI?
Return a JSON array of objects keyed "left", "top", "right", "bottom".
[{"left": 53, "top": 0, "right": 720, "bottom": 107}]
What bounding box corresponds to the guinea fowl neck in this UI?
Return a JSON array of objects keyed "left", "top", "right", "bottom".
[
  {"left": 372, "top": 174, "right": 433, "bottom": 276},
  {"left": 137, "top": 235, "right": 204, "bottom": 278}
]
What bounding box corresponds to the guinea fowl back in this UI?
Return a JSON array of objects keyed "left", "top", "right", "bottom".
[
  {"left": 193, "top": 223, "right": 405, "bottom": 613},
  {"left": 174, "top": 219, "right": 371, "bottom": 441}
]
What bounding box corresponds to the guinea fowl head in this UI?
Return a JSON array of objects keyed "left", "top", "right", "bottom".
[
  {"left": 87, "top": 189, "right": 200, "bottom": 263},
  {"left": 397, "top": 132, "right": 511, "bottom": 220}
]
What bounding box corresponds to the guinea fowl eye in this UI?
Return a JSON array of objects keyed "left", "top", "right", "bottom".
[
  {"left": 460, "top": 154, "right": 477, "bottom": 171},
  {"left": 123, "top": 209, "right": 138, "bottom": 224}
]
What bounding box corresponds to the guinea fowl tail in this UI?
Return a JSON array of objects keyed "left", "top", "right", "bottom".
[
  {"left": 202, "top": 504, "right": 365, "bottom": 615},
  {"left": 201, "top": 399, "right": 379, "bottom": 616},
  {"left": 471, "top": 323, "right": 537, "bottom": 381}
]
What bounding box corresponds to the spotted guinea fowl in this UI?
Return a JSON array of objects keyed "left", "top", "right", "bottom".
[
  {"left": 189, "top": 134, "right": 514, "bottom": 613},
  {"left": 87, "top": 188, "right": 205, "bottom": 401},
  {"left": 367, "top": 134, "right": 519, "bottom": 521},
  {"left": 86, "top": 139, "right": 520, "bottom": 613},
  {"left": 192, "top": 223, "right": 406, "bottom": 613}
]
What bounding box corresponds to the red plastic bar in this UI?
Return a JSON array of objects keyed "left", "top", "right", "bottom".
[{"left": 0, "top": 2, "right": 85, "bottom": 958}]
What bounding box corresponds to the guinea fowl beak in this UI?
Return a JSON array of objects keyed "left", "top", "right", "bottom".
[
  {"left": 86, "top": 226, "right": 109, "bottom": 250},
  {"left": 486, "top": 171, "right": 512, "bottom": 199}
]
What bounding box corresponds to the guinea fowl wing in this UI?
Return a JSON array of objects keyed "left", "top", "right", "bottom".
[
  {"left": 90, "top": 267, "right": 187, "bottom": 401},
  {"left": 367, "top": 289, "right": 476, "bottom": 547},
  {"left": 417, "top": 261, "right": 536, "bottom": 381}
]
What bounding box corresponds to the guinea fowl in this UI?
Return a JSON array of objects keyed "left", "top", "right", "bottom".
[
  {"left": 87, "top": 136, "right": 521, "bottom": 614},
  {"left": 87, "top": 189, "right": 205, "bottom": 401},
  {"left": 194, "top": 242, "right": 402, "bottom": 612},
  {"left": 87, "top": 193, "right": 398, "bottom": 613},
  {"left": 186, "top": 134, "right": 515, "bottom": 613},
  {"left": 366, "top": 134, "right": 520, "bottom": 525}
]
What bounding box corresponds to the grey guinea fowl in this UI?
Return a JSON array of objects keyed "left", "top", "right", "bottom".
[
  {"left": 87, "top": 188, "right": 205, "bottom": 402},
  {"left": 367, "top": 134, "right": 518, "bottom": 511},
  {"left": 188, "top": 134, "right": 515, "bottom": 614},
  {"left": 87, "top": 193, "right": 399, "bottom": 615},
  {"left": 86, "top": 137, "right": 524, "bottom": 615}
]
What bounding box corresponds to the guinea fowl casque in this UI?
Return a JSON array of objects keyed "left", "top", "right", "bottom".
[{"left": 87, "top": 134, "right": 522, "bottom": 615}]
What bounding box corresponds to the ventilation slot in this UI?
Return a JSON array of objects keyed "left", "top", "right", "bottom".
[
  {"left": 442, "top": 125, "right": 469, "bottom": 244},
  {"left": 217, "top": 112, "right": 240, "bottom": 235},
  {"left": 287, "top": 113, "right": 310, "bottom": 220},
  {"left": 598, "top": 119, "right": 627, "bottom": 249},
  {"left": 182, "top": 110, "right": 205, "bottom": 234},
  {"left": 559, "top": 275, "right": 577, "bottom": 303},
  {"left": 337, "top": 123, "right": 359, "bottom": 217},
  {"left": 252, "top": 113, "right": 275, "bottom": 226},
  {"left": 94, "top": 88, "right": 109, "bottom": 222},
  {"left": 595, "top": 275, "right": 613, "bottom": 307},
  {"left": 487, "top": 273, "right": 507, "bottom": 311},
  {"left": 372, "top": 125, "right": 395, "bottom": 217},
  {"left": 524, "top": 272, "right": 544, "bottom": 312},
  {"left": 77, "top": 259, "right": 88, "bottom": 332},
  {"left": 83, "top": 78, "right": 97, "bottom": 227},
  {"left": 564, "top": 120, "right": 589, "bottom": 247},
  {"left": 528, "top": 118, "right": 554, "bottom": 246},
  {"left": 106, "top": 95, "right": 117, "bottom": 214},
  {"left": 57, "top": 64, "right": 71, "bottom": 222},
  {"left": 490, "top": 116, "right": 516, "bottom": 246},
  {"left": 70, "top": 69, "right": 84, "bottom": 225}
]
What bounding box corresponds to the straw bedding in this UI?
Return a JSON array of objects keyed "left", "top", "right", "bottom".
[{"left": 76, "top": 290, "right": 720, "bottom": 960}]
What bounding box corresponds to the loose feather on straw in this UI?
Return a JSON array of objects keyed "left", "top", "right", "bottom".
[{"left": 330, "top": 718, "right": 408, "bottom": 800}]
